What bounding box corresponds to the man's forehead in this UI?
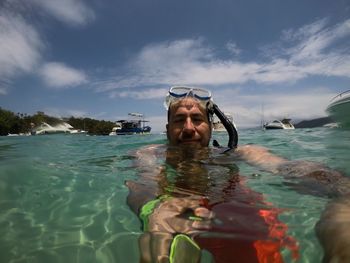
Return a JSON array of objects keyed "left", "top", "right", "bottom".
[
  {"left": 172, "top": 99, "right": 204, "bottom": 113},
  {"left": 172, "top": 98, "right": 203, "bottom": 109}
]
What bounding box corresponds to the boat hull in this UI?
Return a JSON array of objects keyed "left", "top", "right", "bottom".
[
  {"left": 326, "top": 94, "right": 350, "bottom": 128},
  {"left": 264, "top": 126, "right": 294, "bottom": 130},
  {"left": 264, "top": 126, "right": 284, "bottom": 130},
  {"left": 109, "top": 126, "right": 151, "bottom": 135},
  {"left": 264, "top": 119, "right": 295, "bottom": 130}
]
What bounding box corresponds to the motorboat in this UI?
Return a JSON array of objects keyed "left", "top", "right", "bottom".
[
  {"left": 109, "top": 123, "right": 123, "bottom": 135},
  {"left": 32, "top": 122, "right": 86, "bottom": 135},
  {"left": 60, "top": 122, "right": 87, "bottom": 134},
  {"left": 326, "top": 90, "right": 350, "bottom": 128},
  {"left": 32, "top": 122, "right": 70, "bottom": 135},
  {"left": 109, "top": 113, "right": 151, "bottom": 135},
  {"left": 212, "top": 113, "right": 233, "bottom": 132},
  {"left": 264, "top": 119, "right": 295, "bottom": 130}
]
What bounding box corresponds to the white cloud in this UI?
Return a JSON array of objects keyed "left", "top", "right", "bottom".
[
  {"left": 213, "top": 87, "right": 335, "bottom": 128},
  {"left": 42, "top": 107, "right": 88, "bottom": 118},
  {"left": 91, "top": 18, "right": 350, "bottom": 128},
  {"left": 0, "top": 11, "right": 43, "bottom": 79},
  {"left": 226, "top": 41, "right": 241, "bottom": 56},
  {"left": 0, "top": 1, "right": 94, "bottom": 94},
  {"left": 39, "top": 62, "right": 87, "bottom": 88},
  {"left": 94, "top": 39, "right": 215, "bottom": 91},
  {"left": 97, "top": 18, "right": 350, "bottom": 91},
  {"left": 110, "top": 88, "right": 168, "bottom": 99},
  {"left": 29, "top": 0, "right": 95, "bottom": 26},
  {"left": 280, "top": 19, "right": 350, "bottom": 76}
]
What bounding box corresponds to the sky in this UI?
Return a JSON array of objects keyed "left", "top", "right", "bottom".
[{"left": 1, "top": 0, "right": 350, "bottom": 132}]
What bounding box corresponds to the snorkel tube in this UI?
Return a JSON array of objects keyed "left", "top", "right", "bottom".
[{"left": 211, "top": 103, "right": 238, "bottom": 151}]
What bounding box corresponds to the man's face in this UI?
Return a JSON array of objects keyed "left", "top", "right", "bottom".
[{"left": 166, "top": 98, "right": 211, "bottom": 147}]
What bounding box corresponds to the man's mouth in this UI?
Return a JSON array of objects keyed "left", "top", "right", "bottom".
[{"left": 180, "top": 140, "right": 200, "bottom": 144}]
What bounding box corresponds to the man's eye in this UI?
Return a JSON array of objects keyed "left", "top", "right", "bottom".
[
  {"left": 192, "top": 117, "right": 204, "bottom": 122},
  {"left": 173, "top": 117, "right": 185, "bottom": 123}
]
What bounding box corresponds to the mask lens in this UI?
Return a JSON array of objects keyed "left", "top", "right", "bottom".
[
  {"left": 169, "top": 87, "right": 191, "bottom": 98},
  {"left": 169, "top": 86, "right": 211, "bottom": 99},
  {"left": 191, "top": 88, "right": 211, "bottom": 100},
  {"left": 165, "top": 86, "right": 212, "bottom": 109}
]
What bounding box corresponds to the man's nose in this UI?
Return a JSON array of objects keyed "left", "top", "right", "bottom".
[{"left": 183, "top": 117, "right": 195, "bottom": 131}]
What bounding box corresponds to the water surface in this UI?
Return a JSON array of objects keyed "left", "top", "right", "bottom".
[{"left": 1, "top": 128, "right": 349, "bottom": 262}]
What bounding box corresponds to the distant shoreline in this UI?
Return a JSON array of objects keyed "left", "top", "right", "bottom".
[{"left": 294, "top": 117, "right": 334, "bottom": 128}]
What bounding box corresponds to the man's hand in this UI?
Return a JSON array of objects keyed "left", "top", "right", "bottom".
[
  {"left": 147, "top": 196, "right": 214, "bottom": 234},
  {"left": 139, "top": 196, "right": 214, "bottom": 263}
]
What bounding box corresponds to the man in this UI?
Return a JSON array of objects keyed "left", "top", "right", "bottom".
[{"left": 127, "top": 86, "right": 350, "bottom": 263}]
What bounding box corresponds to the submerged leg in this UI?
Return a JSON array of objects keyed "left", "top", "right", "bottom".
[{"left": 316, "top": 195, "right": 350, "bottom": 262}]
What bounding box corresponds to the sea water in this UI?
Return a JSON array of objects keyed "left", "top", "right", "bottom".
[{"left": 0, "top": 128, "right": 349, "bottom": 263}]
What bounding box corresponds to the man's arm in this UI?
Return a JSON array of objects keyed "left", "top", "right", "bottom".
[
  {"left": 235, "top": 144, "right": 287, "bottom": 172},
  {"left": 236, "top": 144, "right": 349, "bottom": 197},
  {"left": 237, "top": 144, "right": 350, "bottom": 262},
  {"left": 126, "top": 144, "right": 165, "bottom": 214}
]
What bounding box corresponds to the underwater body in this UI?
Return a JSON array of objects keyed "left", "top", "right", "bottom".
[{"left": 1, "top": 127, "right": 350, "bottom": 262}]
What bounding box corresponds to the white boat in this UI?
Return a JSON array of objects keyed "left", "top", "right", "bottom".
[
  {"left": 32, "top": 122, "right": 86, "bottom": 135},
  {"left": 323, "top": 122, "right": 339, "bottom": 128},
  {"left": 326, "top": 90, "right": 350, "bottom": 128},
  {"left": 109, "top": 113, "right": 151, "bottom": 135},
  {"left": 32, "top": 122, "right": 69, "bottom": 135},
  {"left": 109, "top": 122, "right": 123, "bottom": 135},
  {"left": 213, "top": 113, "right": 233, "bottom": 132},
  {"left": 59, "top": 122, "right": 87, "bottom": 134},
  {"left": 264, "top": 119, "right": 295, "bottom": 130}
]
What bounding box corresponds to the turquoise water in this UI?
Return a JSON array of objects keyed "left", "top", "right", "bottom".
[{"left": 1, "top": 128, "right": 349, "bottom": 263}]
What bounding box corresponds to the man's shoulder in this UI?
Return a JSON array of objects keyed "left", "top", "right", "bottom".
[
  {"left": 134, "top": 144, "right": 166, "bottom": 167},
  {"left": 136, "top": 144, "right": 166, "bottom": 155}
]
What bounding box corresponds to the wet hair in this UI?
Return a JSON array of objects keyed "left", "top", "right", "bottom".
[{"left": 167, "top": 98, "right": 213, "bottom": 123}]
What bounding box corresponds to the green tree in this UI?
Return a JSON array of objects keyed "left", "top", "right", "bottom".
[{"left": 0, "top": 107, "right": 116, "bottom": 136}]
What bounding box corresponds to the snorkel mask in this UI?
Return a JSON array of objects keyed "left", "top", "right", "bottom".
[{"left": 165, "top": 86, "right": 238, "bottom": 150}]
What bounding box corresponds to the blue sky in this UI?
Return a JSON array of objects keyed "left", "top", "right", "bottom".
[{"left": 1, "top": 0, "right": 350, "bottom": 131}]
